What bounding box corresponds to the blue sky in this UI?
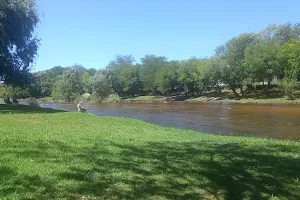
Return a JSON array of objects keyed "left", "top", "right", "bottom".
[{"left": 35, "top": 0, "right": 300, "bottom": 71}]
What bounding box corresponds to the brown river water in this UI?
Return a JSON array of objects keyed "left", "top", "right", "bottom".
[{"left": 16, "top": 100, "right": 300, "bottom": 140}]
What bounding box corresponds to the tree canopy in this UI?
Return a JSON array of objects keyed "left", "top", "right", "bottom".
[
  {"left": 4, "top": 22, "right": 300, "bottom": 102},
  {"left": 278, "top": 39, "right": 300, "bottom": 81},
  {"left": 0, "top": 0, "right": 39, "bottom": 85}
]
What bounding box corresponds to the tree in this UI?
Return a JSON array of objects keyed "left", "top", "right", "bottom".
[
  {"left": 244, "top": 38, "right": 281, "bottom": 94},
  {"left": 107, "top": 55, "right": 141, "bottom": 95},
  {"left": 26, "top": 75, "right": 41, "bottom": 98},
  {"left": 90, "top": 70, "right": 112, "bottom": 99},
  {"left": 155, "top": 61, "right": 180, "bottom": 95},
  {"left": 34, "top": 72, "right": 53, "bottom": 97},
  {"left": 0, "top": 84, "right": 29, "bottom": 101},
  {"left": 259, "top": 23, "right": 300, "bottom": 43},
  {"left": 0, "top": 0, "right": 39, "bottom": 85},
  {"left": 33, "top": 66, "right": 67, "bottom": 97},
  {"left": 177, "top": 58, "right": 205, "bottom": 96},
  {"left": 86, "top": 68, "right": 97, "bottom": 76},
  {"left": 52, "top": 68, "right": 83, "bottom": 102},
  {"left": 140, "top": 55, "right": 167, "bottom": 92},
  {"left": 108, "top": 55, "right": 135, "bottom": 67},
  {"left": 218, "top": 33, "right": 256, "bottom": 97},
  {"left": 258, "top": 24, "right": 278, "bottom": 40},
  {"left": 278, "top": 39, "right": 300, "bottom": 81},
  {"left": 205, "top": 57, "right": 224, "bottom": 94},
  {"left": 82, "top": 72, "right": 91, "bottom": 93},
  {"left": 274, "top": 22, "right": 300, "bottom": 43}
]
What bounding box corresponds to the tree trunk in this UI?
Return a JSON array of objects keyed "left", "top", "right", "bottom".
[
  {"left": 240, "top": 85, "right": 244, "bottom": 97},
  {"left": 3, "top": 97, "right": 11, "bottom": 104},
  {"left": 231, "top": 87, "right": 240, "bottom": 99},
  {"left": 185, "top": 92, "right": 188, "bottom": 98},
  {"left": 266, "top": 82, "right": 270, "bottom": 97},
  {"left": 216, "top": 86, "right": 222, "bottom": 96},
  {"left": 12, "top": 98, "right": 19, "bottom": 104},
  {"left": 198, "top": 90, "right": 203, "bottom": 96},
  {"left": 246, "top": 84, "right": 254, "bottom": 94}
]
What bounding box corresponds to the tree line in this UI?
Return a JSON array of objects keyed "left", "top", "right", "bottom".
[{"left": 1, "top": 22, "right": 300, "bottom": 102}]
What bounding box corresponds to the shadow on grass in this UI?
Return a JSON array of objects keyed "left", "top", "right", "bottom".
[
  {"left": 0, "top": 104, "right": 66, "bottom": 114},
  {"left": 0, "top": 164, "right": 56, "bottom": 199},
  {"left": 1, "top": 140, "right": 300, "bottom": 199}
]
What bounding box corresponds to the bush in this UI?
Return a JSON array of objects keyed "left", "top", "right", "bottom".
[
  {"left": 101, "top": 93, "right": 122, "bottom": 103},
  {"left": 27, "top": 99, "right": 41, "bottom": 108},
  {"left": 75, "top": 93, "right": 92, "bottom": 102},
  {"left": 90, "top": 93, "right": 121, "bottom": 103},
  {"left": 3, "top": 97, "right": 12, "bottom": 104},
  {"left": 278, "top": 79, "right": 298, "bottom": 100},
  {"left": 90, "top": 96, "right": 103, "bottom": 104},
  {"left": 39, "top": 96, "right": 53, "bottom": 101}
]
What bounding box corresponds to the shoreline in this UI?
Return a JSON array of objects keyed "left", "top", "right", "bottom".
[
  {"left": 3, "top": 103, "right": 299, "bottom": 141},
  {"left": 1, "top": 104, "right": 299, "bottom": 141},
  {"left": 24, "top": 96, "right": 300, "bottom": 105}
]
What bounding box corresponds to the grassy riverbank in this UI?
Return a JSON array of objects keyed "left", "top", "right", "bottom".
[
  {"left": 186, "top": 97, "right": 300, "bottom": 104},
  {"left": 36, "top": 87, "right": 300, "bottom": 105},
  {"left": 1, "top": 104, "right": 300, "bottom": 199},
  {"left": 121, "top": 95, "right": 300, "bottom": 104},
  {"left": 37, "top": 95, "right": 300, "bottom": 105},
  {"left": 39, "top": 95, "right": 169, "bottom": 103},
  {"left": 122, "top": 95, "right": 168, "bottom": 103}
]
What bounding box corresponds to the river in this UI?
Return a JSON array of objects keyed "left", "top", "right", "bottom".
[{"left": 16, "top": 100, "right": 300, "bottom": 140}]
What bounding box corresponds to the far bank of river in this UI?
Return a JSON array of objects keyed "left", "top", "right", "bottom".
[{"left": 38, "top": 95, "right": 300, "bottom": 105}]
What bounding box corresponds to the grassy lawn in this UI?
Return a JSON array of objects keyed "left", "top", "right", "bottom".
[{"left": 0, "top": 105, "right": 300, "bottom": 199}]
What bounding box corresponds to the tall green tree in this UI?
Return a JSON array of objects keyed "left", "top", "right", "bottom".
[
  {"left": 205, "top": 57, "right": 224, "bottom": 94},
  {"left": 218, "top": 33, "right": 256, "bottom": 97},
  {"left": 0, "top": 0, "right": 39, "bottom": 85},
  {"left": 278, "top": 39, "right": 300, "bottom": 81},
  {"left": 108, "top": 55, "right": 135, "bottom": 67},
  {"left": 275, "top": 22, "right": 300, "bottom": 43},
  {"left": 107, "top": 55, "right": 141, "bottom": 95},
  {"left": 177, "top": 58, "right": 205, "bottom": 96},
  {"left": 90, "top": 70, "right": 112, "bottom": 100},
  {"left": 140, "top": 55, "right": 167, "bottom": 93},
  {"left": 34, "top": 66, "right": 66, "bottom": 97},
  {"left": 155, "top": 61, "right": 180, "bottom": 95},
  {"left": 244, "top": 38, "right": 281, "bottom": 92},
  {"left": 259, "top": 23, "right": 300, "bottom": 43},
  {"left": 82, "top": 72, "right": 91, "bottom": 93},
  {"left": 0, "top": 84, "right": 28, "bottom": 100},
  {"left": 52, "top": 68, "right": 83, "bottom": 102}
]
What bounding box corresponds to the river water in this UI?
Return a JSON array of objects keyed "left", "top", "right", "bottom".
[{"left": 17, "top": 100, "right": 300, "bottom": 140}]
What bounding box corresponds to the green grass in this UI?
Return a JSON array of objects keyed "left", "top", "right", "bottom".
[
  {"left": 0, "top": 105, "right": 300, "bottom": 200},
  {"left": 0, "top": 104, "right": 65, "bottom": 114}
]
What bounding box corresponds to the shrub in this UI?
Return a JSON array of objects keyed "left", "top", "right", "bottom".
[
  {"left": 3, "top": 97, "right": 12, "bottom": 104},
  {"left": 278, "top": 79, "right": 298, "bottom": 100},
  {"left": 101, "top": 93, "right": 122, "bottom": 103},
  {"left": 75, "top": 93, "right": 92, "bottom": 102},
  {"left": 27, "top": 99, "right": 41, "bottom": 108},
  {"left": 90, "top": 96, "right": 103, "bottom": 104}
]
